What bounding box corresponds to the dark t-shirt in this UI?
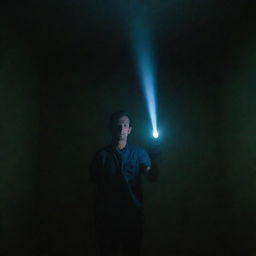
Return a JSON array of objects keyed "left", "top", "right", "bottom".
[{"left": 90, "top": 144, "right": 151, "bottom": 214}]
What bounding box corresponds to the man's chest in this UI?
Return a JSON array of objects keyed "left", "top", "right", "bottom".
[{"left": 102, "top": 151, "right": 140, "bottom": 179}]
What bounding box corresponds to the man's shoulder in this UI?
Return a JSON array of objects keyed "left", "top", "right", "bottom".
[
  {"left": 127, "top": 144, "right": 151, "bottom": 166},
  {"left": 127, "top": 144, "right": 147, "bottom": 154}
]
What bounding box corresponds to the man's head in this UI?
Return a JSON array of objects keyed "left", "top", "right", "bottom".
[{"left": 109, "top": 110, "right": 132, "bottom": 143}]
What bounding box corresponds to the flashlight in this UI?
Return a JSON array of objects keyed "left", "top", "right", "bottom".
[{"left": 153, "top": 130, "right": 159, "bottom": 139}]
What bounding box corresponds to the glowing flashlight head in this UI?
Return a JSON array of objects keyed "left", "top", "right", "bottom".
[{"left": 153, "top": 130, "right": 159, "bottom": 139}]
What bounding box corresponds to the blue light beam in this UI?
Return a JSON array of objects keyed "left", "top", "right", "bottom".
[
  {"left": 137, "top": 52, "right": 158, "bottom": 138},
  {"left": 131, "top": 16, "right": 159, "bottom": 139}
]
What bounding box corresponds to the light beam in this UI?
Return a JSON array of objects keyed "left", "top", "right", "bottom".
[{"left": 131, "top": 15, "right": 159, "bottom": 139}]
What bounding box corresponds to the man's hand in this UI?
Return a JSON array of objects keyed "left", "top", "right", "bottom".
[{"left": 142, "top": 165, "right": 158, "bottom": 182}]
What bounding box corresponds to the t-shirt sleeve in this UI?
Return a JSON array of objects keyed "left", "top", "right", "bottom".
[{"left": 138, "top": 148, "right": 151, "bottom": 169}]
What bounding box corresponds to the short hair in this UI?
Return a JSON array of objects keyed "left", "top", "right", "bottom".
[{"left": 109, "top": 110, "right": 132, "bottom": 130}]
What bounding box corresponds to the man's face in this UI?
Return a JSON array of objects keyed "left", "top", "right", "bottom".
[{"left": 111, "top": 115, "right": 132, "bottom": 142}]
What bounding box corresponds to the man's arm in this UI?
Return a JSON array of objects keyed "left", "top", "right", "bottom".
[
  {"left": 142, "top": 159, "right": 159, "bottom": 182},
  {"left": 141, "top": 143, "right": 161, "bottom": 182}
]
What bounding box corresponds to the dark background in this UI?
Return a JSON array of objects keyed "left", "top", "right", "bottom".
[{"left": 1, "top": 0, "right": 256, "bottom": 255}]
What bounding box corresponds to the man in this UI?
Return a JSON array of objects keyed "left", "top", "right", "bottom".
[{"left": 90, "top": 110, "right": 158, "bottom": 256}]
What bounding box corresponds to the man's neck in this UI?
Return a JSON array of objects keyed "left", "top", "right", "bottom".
[{"left": 115, "top": 140, "right": 127, "bottom": 150}]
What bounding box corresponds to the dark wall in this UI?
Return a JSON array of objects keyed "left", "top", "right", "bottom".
[
  {"left": 1, "top": 1, "right": 256, "bottom": 256},
  {"left": 1, "top": 28, "right": 38, "bottom": 255}
]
